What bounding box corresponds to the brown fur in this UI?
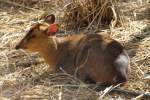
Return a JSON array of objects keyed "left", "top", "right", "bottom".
[{"left": 15, "top": 23, "right": 130, "bottom": 85}]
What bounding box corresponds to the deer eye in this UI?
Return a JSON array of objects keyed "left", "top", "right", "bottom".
[
  {"left": 30, "top": 35, "right": 36, "bottom": 38},
  {"left": 27, "top": 34, "right": 36, "bottom": 41}
]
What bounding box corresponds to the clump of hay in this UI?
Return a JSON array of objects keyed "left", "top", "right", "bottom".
[{"left": 63, "top": 0, "right": 122, "bottom": 31}]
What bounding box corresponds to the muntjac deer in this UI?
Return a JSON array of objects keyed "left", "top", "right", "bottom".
[{"left": 15, "top": 23, "right": 130, "bottom": 85}]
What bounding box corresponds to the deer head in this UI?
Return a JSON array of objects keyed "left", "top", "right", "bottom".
[{"left": 15, "top": 23, "right": 50, "bottom": 52}]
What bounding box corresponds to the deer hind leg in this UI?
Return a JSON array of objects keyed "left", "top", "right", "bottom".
[
  {"left": 114, "top": 53, "right": 130, "bottom": 84},
  {"left": 75, "top": 66, "right": 96, "bottom": 84}
]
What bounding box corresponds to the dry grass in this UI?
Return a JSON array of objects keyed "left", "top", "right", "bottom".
[
  {"left": 63, "top": 0, "right": 121, "bottom": 31},
  {"left": 0, "top": 0, "right": 150, "bottom": 99}
]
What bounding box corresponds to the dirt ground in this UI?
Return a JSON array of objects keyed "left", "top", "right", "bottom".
[{"left": 0, "top": 0, "right": 150, "bottom": 100}]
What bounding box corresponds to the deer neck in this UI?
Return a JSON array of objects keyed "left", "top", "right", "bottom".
[{"left": 38, "top": 37, "right": 66, "bottom": 71}]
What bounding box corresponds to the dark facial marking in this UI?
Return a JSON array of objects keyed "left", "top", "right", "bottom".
[
  {"left": 25, "top": 25, "right": 37, "bottom": 41},
  {"left": 27, "top": 34, "right": 36, "bottom": 41}
]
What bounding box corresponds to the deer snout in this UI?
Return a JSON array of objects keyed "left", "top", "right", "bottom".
[
  {"left": 15, "top": 44, "right": 27, "bottom": 50},
  {"left": 15, "top": 44, "right": 21, "bottom": 49},
  {"left": 15, "top": 38, "right": 28, "bottom": 50},
  {"left": 15, "top": 42, "right": 26, "bottom": 50}
]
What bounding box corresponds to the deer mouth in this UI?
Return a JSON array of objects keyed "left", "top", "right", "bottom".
[{"left": 15, "top": 44, "right": 27, "bottom": 50}]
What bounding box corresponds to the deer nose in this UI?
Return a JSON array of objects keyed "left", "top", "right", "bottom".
[{"left": 15, "top": 44, "right": 21, "bottom": 50}]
